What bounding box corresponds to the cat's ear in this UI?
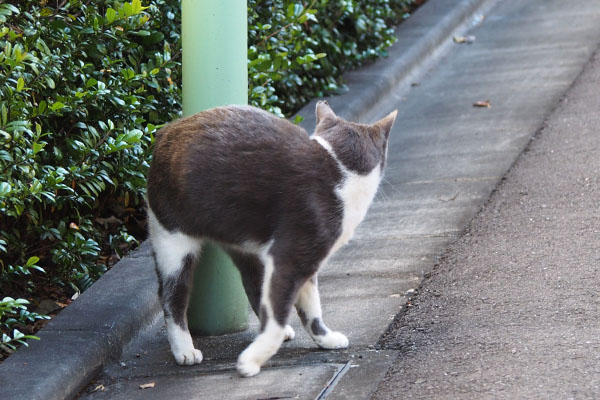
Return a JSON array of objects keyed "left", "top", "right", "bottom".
[
  {"left": 372, "top": 110, "right": 398, "bottom": 139},
  {"left": 315, "top": 100, "right": 336, "bottom": 124}
]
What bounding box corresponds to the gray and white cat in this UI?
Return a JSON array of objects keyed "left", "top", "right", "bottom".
[{"left": 147, "top": 101, "right": 396, "bottom": 377}]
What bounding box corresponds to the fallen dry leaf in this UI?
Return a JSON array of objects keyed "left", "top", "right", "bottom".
[
  {"left": 139, "top": 382, "right": 156, "bottom": 389},
  {"left": 91, "top": 384, "right": 105, "bottom": 393},
  {"left": 453, "top": 35, "right": 476, "bottom": 44},
  {"left": 473, "top": 100, "right": 491, "bottom": 108},
  {"left": 55, "top": 300, "right": 71, "bottom": 308}
]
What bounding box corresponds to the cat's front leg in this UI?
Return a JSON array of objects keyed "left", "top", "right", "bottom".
[
  {"left": 283, "top": 324, "right": 295, "bottom": 341},
  {"left": 295, "top": 275, "right": 349, "bottom": 349}
]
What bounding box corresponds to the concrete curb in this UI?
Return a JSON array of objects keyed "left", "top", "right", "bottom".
[
  {"left": 0, "top": 1, "right": 492, "bottom": 398},
  {"left": 296, "top": 0, "right": 492, "bottom": 129},
  {"left": 0, "top": 242, "right": 160, "bottom": 400}
]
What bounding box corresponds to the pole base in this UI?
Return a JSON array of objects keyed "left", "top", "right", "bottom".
[{"left": 187, "top": 242, "right": 249, "bottom": 336}]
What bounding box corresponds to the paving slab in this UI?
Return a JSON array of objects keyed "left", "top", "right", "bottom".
[{"left": 87, "top": 363, "right": 345, "bottom": 400}]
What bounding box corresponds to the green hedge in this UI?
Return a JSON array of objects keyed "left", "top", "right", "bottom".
[
  {"left": 0, "top": 0, "right": 414, "bottom": 355},
  {"left": 249, "top": 0, "right": 413, "bottom": 116}
]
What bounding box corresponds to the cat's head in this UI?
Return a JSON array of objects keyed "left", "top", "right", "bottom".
[{"left": 312, "top": 100, "right": 397, "bottom": 175}]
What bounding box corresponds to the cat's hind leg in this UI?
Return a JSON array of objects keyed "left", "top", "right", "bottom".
[
  {"left": 296, "top": 275, "right": 349, "bottom": 349},
  {"left": 148, "top": 210, "right": 203, "bottom": 366},
  {"left": 227, "top": 249, "right": 295, "bottom": 342},
  {"left": 236, "top": 246, "right": 303, "bottom": 377}
]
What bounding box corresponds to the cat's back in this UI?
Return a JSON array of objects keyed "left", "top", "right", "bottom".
[
  {"left": 148, "top": 105, "right": 340, "bottom": 241},
  {"left": 153, "top": 105, "right": 310, "bottom": 157},
  {"left": 151, "top": 105, "right": 323, "bottom": 192}
]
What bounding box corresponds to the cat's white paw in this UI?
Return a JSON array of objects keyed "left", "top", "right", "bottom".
[
  {"left": 283, "top": 324, "right": 295, "bottom": 341},
  {"left": 237, "top": 351, "right": 261, "bottom": 377},
  {"left": 174, "top": 348, "right": 203, "bottom": 366},
  {"left": 315, "top": 331, "right": 349, "bottom": 349}
]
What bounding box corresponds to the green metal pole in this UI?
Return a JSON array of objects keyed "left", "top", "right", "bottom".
[{"left": 182, "top": 0, "right": 249, "bottom": 335}]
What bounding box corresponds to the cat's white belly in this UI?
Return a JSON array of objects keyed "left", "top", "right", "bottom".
[{"left": 226, "top": 240, "right": 266, "bottom": 255}]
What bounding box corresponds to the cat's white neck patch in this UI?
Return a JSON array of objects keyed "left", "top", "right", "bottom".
[
  {"left": 333, "top": 165, "right": 380, "bottom": 254},
  {"left": 311, "top": 135, "right": 381, "bottom": 256},
  {"left": 312, "top": 135, "right": 335, "bottom": 157}
]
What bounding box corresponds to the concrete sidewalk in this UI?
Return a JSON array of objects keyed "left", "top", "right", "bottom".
[
  {"left": 374, "top": 31, "right": 600, "bottom": 400},
  {"left": 2, "top": 0, "right": 600, "bottom": 399}
]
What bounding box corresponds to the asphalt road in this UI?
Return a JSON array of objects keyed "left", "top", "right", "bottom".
[{"left": 373, "top": 46, "right": 600, "bottom": 399}]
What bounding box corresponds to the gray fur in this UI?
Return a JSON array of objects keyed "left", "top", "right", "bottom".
[{"left": 311, "top": 318, "right": 328, "bottom": 336}]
